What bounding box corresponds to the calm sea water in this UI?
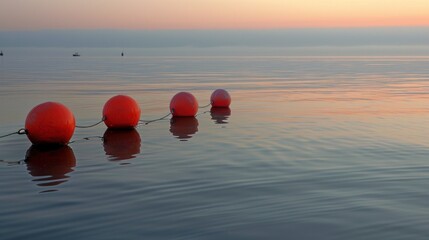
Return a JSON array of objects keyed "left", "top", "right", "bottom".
[{"left": 1, "top": 48, "right": 429, "bottom": 239}]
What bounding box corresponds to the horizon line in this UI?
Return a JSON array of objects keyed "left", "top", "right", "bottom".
[{"left": 2, "top": 25, "right": 429, "bottom": 32}]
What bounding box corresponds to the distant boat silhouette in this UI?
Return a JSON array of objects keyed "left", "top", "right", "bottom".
[
  {"left": 121, "top": 51, "right": 124, "bottom": 57},
  {"left": 72, "top": 52, "right": 80, "bottom": 57},
  {"left": 0, "top": 51, "right": 3, "bottom": 56}
]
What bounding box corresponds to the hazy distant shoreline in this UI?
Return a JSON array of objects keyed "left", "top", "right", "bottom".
[
  {"left": 0, "top": 27, "right": 428, "bottom": 48},
  {"left": 0, "top": 46, "right": 428, "bottom": 57}
]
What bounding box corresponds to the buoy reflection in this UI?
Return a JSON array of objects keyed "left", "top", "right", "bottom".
[
  {"left": 170, "top": 117, "right": 199, "bottom": 141},
  {"left": 210, "top": 107, "right": 231, "bottom": 124},
  {"left": 25, "top": 145, "right": 76, "bottom": 187},
  {"left": 103, "top": 128, "right": 141, "bottom": 161}
]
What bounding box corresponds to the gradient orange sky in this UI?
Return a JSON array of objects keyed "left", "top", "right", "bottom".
[{"left": 1, "top": 0, "right": 428, "bottom": 30}]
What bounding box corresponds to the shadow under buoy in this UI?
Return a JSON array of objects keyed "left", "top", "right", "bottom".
[
  {"left": 210, "top": 107, "right": 231, "bottom": 124},
  {"left": 170, "top": 117, "right": 199, "bottom": 141},
  {"left": 103, "top": 128, "right": 141, "bottom": 162},
  {"left": 25, "top": 145, "right": 76, "bottom": 189}
]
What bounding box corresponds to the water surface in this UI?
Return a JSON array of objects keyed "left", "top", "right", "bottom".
[{"left": 1, "top": 48, "right": 429, "bottom": 239}]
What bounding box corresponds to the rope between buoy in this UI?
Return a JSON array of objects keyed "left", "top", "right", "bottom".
[
  {"left": 0, "top": 128, "right": 27, "bottom": 139},
  {"left": 76, "top": 118, "right": 105, "bottom": 128},
  {"left": 0, "top": 159, "right": 25, "bottom": 165},
  {"left": 68, "top": 136, "right": 103, "bottom": 144},
  {"left": 199, "top": 102, "right": 212, "bottom": 109},
  {"left": 196, "top": 111, "right": 210, "bottom": 117},
  {"left": 139, "top": 112, "right": 172, "bottom": 125}
]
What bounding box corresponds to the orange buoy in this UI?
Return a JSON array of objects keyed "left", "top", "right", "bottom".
[
  {"left": 169, "top": 92, "right": 198, "bottom": 117},
  {"left": 103, "top": 95, "right": 141, "bottom": 129},
  {"left": 25, "top": 102, "right": 75, "bottom": 145},
  {"left": 211, "top": 89, "right": 231, "bottom": 107}
]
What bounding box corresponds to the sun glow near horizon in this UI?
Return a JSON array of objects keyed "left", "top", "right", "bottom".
[{"left": 1, "top": 0, "right": 428, "bottom": 30}]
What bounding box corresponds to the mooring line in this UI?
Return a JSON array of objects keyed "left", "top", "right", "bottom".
[
  {"left": 0, "top": 128, "right": 27, "bottom": 139},
  {"left": 139, "top": 112, "right": 172, "bottom": 125},
  {"left": 0, "top": 159, "right": 25, "bottom": 165},
  {"left": 196, "top": 110, "right": 210, "bottom": 117},
  {"left": 199, "top": 102, "right": 212, "bottom": 109},
  {"left": 76, "top": 118, "right": 105, "bottom": 128},
  {"left": 68, "top": 136, "right": 103, "bottom": 144}
]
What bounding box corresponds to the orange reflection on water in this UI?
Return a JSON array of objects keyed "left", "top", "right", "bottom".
[
  {"left": 170, "top": 117, "right": 199, "bottom": 141},
  {"left": 210, "top": 107, "right": 231, "bottom": 124},
  {"left": 25, "top": 145, "right": 76, "bottom": 188},
  {"left": 103, "top": 129, "right": 141, "bottom": 161}
]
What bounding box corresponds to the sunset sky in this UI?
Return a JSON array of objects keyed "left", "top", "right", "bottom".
[{"left": 1, "top": 0, "right": 428, "bottom": 30}]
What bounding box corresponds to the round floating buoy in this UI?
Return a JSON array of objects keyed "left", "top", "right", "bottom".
[
  {"left": 103, "top": 95, "right": 141, "bottom": 129},
  {"left": 25, "top": 102, "right": 75, "bottom": 145},
  {"left": 211, "top": 89, "right": 231, "bottom": 107},
  {"left": 169, "top": 92, "right": 198, "bottom": 117}
]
